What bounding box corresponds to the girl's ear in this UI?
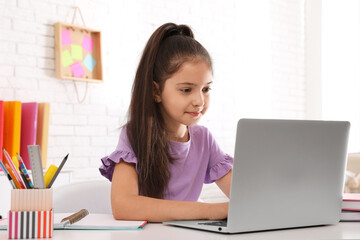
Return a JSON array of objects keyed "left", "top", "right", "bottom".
[{"left": 153, "top": 81, "right": 161, "bottom": 103}]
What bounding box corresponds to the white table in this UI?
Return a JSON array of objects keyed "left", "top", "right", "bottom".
[{"left": 1, "top": 222, "right": 359, "bottom": 239}]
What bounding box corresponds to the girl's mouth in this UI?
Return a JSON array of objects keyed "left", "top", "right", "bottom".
[{"left": 187, "top": 112, "right": 201, "bottom": 117}]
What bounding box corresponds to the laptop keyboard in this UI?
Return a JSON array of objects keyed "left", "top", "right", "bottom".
[{"left": 198, "top": 220, "right": 227, "bottom": 227}]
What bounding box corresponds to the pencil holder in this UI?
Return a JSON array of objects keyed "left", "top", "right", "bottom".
[{"left": 8, "top": 189, "right": 53, "bottom": 239}]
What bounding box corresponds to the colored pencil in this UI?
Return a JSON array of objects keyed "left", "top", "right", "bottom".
[
  {"left": 16, "top": 153, "right": 34, "bottom": 189},
  {"left": 0, "top": 158, "right": 16, "bottom": 189},
  {"left": 3, "top": 148, "right": 26, "bottom": 189}
]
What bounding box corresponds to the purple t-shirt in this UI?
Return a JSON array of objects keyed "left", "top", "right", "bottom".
[{"left": 99, "top": 124, "right": 233, "bottom": 201}]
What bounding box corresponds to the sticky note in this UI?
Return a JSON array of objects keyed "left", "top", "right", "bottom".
[
  {"left": 82, "top": 35, "right": 94, "bottom": 53},
  {"left": 71, "top": 45, "right": 83, "bottom": 60},
  {"left": 83, "top": 54, "right": 96, "bottom": 72},
  {"left": 70, "top": 63, "right": 85, "bottom": 78},
  {"left": 61, "top": 30, "right": 71, "bottom": 45},
  {"left": 61, "top": 50, "right": 73, "bottom": 67}
]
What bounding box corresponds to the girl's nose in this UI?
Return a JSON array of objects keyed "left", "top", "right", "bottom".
[{"left": 193, "top": 91, "right": 205, "bottom": 107}]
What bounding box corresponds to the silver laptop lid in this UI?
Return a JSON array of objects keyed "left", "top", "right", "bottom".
[{"left": 227, "top": 119, "right": 350, "bottom": 233}]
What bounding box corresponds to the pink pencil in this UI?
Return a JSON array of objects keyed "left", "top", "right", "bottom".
[{"left": 3, "top": 148, "right": 26, "bottom": 189}]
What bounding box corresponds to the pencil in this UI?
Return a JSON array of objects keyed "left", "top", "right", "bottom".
[
  {"left": 0, "top": 159, "right": 16, "bottom": 189},
  {"left": 16, "top": 153, "right": 34, "bottom": 189},
  {"left": 47, "top": 153, "right": 69, "bottom": 188},
  {"left": 3, "top": 148, "right": 26, "bottom": 189}
]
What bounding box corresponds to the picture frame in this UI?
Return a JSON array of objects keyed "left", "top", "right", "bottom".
[{"left": 54, "top": 22, "right": 103, "bottom": 83}]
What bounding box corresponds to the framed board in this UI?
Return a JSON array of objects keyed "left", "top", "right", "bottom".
[{"left": 54, "top": 22, "right": 103, "bottom": 83}]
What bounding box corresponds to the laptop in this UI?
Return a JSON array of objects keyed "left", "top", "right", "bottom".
[{"left": 164, "top": 119, "right": 350, "bottom": 233}]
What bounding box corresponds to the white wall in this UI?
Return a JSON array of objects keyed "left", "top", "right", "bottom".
[
  {"left": 322, "top": 0, "right": 360, "bottom": 152},
  {"left": 0, "top": 0, "right": 306, "bottom": 182},
  {"left": 305, "top": 0, "right": 322, "bottom": 120}
]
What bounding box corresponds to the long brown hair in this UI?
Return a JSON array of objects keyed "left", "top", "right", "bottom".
[{"left": 127, "top": 23, "right": 212, "bottom": 198}]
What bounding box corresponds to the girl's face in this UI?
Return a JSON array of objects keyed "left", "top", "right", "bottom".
[{"left": 155, "top": 60, "right": 213, "bottom": 136}]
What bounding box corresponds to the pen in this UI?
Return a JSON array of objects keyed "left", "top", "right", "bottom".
[
  {"left": 16, "top": 153, "right": 34, "bottom": 189},
  {"left": 47, "top": 153, "right": 69, "bottom": 188},
  {"left": 0, "top": 159, "right": 16, "bottom": 189},
  {"left": 3, "top": 148, "right": 26, "bottom": 189}
]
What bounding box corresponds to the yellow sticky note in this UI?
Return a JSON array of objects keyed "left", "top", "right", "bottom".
[
  {"left": 62, "top": 50, "right": 73, "bottom": 67},
  {"left": 71, "top": 44, "right": 83, "bottom": 60}
]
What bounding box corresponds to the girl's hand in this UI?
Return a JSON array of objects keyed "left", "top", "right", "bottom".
[{"left": 207, "top": 202, "right": 229, "bottom": 220}]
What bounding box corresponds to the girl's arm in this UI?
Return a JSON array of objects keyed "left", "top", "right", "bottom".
[
  {"left": 215, "top": 169, "right": 232, "bottom": 198},
  {"left": 111, "top": 161, "right": 228, "bottom": 222}
]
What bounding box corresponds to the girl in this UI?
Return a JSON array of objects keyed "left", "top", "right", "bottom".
[{"left": 99, "top": 23, "right": 233, "bottom": 222}]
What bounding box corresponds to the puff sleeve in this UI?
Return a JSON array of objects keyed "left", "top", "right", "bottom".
[
  {"left": 99, "top": 127, "right": 138, "bottom": 181},
  {"left": 204, "top": 129, "right": 233, "bottom": 184}
]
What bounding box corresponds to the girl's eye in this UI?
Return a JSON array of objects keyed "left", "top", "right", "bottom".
[
  {"left": 203, "top": 87, "right": 211, "bottom": 93},
  {"left": 181, "top": 88, "right": 191, "bottom": 93}
]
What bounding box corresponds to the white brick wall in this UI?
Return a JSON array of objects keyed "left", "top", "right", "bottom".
[
  {"left": 270, "top": 0, "right": 306, "bottom": 119},
  {"left": 0, "top": 0, "right": 306, "bottom": 182},
  {"left": 322, "top": 0, "right": 360, "bottom": 152}
]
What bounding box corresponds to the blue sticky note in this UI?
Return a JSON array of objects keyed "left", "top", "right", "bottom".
[{"left": 83, "top": 54, "right": 96, "bottom": 72}]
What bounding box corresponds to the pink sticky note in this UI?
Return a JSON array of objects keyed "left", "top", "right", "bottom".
[
  {"left": 82, "top": 35, "right": 94, "bottom": 53},
  {"left": 70, "top": 63, "right": 85, "bottom": 78},
  {"left": 61, "top": 30, "right": 71, "bottom": 45}
]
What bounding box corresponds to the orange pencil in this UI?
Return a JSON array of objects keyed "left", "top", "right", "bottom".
[{"left": 3, "top": 148, "right": 26, "bottom": 189}]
